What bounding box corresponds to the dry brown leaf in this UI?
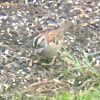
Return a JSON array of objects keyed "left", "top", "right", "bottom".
[
  {"left": 29, "top": 59, "right": 33, "bottom": 67},
  {"left": 0, "top": 2, "right": 10, "bottom": 6},
  {"left": 80, "top": 9, "right": 85, "bottom": 17},
  {"left": 82, "top": 23, "right": 88, "bottom": 26}
]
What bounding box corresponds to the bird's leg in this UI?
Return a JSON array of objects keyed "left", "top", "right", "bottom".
[
  {"left": 42, "top": 56, "right": 57, "bottom": 66},
  {"left": 31, "top": 54, "right": 41, "bottom": 64}
]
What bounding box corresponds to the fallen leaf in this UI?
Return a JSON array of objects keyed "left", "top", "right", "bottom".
[
  {"left": 80, "top": 9, "right": 85, "bottom": 17},
  {"left": 0, "top": 2, "right": 10, "bottom": 6},
  {"left": 29, "top": 59, "right": 33, "bottom": 67},
  {"left": 82, "top": 23, "right": 88, "bottom": 26}
]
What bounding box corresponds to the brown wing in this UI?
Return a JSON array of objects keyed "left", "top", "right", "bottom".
[
  {"left": 41, "top": 29, "right": 63, "bottom": 43},
  {"left": 39, "top": 20, "right": 73, "bottom": 43}
]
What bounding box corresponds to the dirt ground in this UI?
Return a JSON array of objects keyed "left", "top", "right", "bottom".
[{"left": 0, "top": 0, "right": 100, "bottom": 99}]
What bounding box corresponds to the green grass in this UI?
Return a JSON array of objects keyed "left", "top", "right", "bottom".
[
  {"left": 11, "top": 47, "right": 100, "bottom": 100},
  {"left": 11, "top": 89, "right": 100, "bottom": 100},
  {"left": 59, "top": 45, "right": 100, "bottom": 73},
  {"left": 55, "top": 92, "right": 73, "bottom": 100},
  {"left": 11, "top": 92, "right": 33, "bottom": 100},
  {"left": 76, "top": 88, "right": 100, "bottom": 100}
]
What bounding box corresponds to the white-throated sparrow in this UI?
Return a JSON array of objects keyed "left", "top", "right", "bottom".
[{"left": 33, "top": 20, "right": 73, "bottom": 65}]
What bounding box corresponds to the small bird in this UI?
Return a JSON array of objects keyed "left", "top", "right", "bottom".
[{"left": 33, "top": 20, "right": 73, "bottom": 65}]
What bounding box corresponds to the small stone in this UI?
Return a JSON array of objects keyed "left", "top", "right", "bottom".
[
  {"left": 0, "top": 13, "right": 8, "bottom": 20},
  {"left": 0, "top": 83, "right": 4, "bottom": 94},
  {"left": 98, "top": 2, "right": 100, "bottom": 6},
  {"left": 68, "top": 0, "right": 73, "bottom": 4}
]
